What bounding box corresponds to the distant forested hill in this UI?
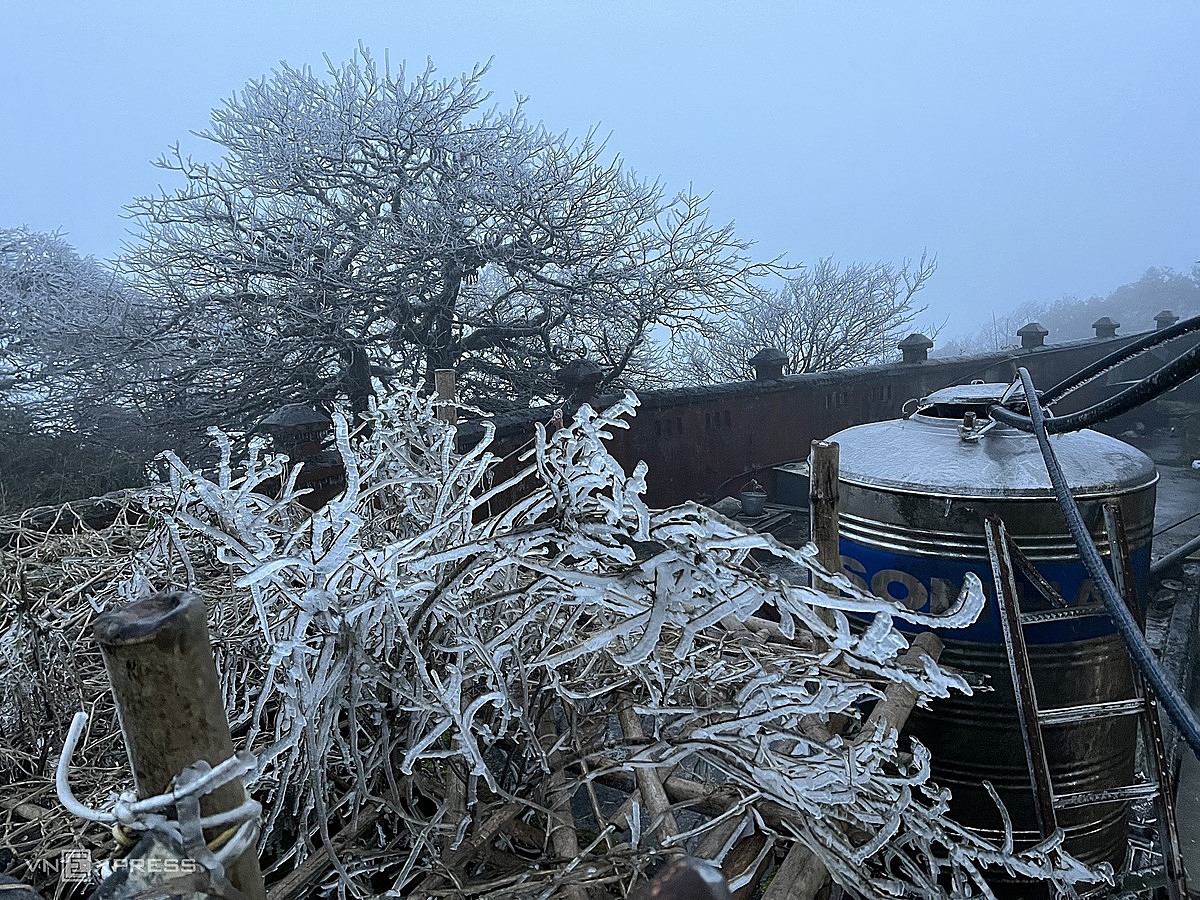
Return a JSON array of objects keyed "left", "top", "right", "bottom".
[{"left": 938, "top": 266, "right": 1200, "bottom": 355}]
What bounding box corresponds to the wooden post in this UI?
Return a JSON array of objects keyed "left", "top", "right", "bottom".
[
  {"left": 721, "top": 832, "right": 771, "bottom": 900},
  {"left": 808, "top": 440, "right": 840, "bottom": 621},
  {"left": 93, "top": 591, "right": 266, "bottom": 900},
  {"left": 434, "top": 368, "right": 457, "bottom": 425}
]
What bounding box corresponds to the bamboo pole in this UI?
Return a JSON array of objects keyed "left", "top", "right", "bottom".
[{"left": 93, "top": 591, "right": 266, "bottom": 900}]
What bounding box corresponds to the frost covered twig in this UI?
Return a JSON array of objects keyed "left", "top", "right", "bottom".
[{"left": 17, "top": 386, "right": 1111, "bottom": 898}]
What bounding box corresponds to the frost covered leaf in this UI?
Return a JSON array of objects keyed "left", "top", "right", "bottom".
[{"left": 106, "top": 387, "right": 1106, "bottom": 899}]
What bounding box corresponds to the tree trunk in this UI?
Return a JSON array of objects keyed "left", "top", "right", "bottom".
[
  {"left": 424, "top": 263, "right": 462, "bottom": 391},
  {"left": 346, "top": 345, "right": 374, "bottom": 427}
]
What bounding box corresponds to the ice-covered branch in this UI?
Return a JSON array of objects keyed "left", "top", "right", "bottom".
[{"left": 113, "top": 386, "right": 1105, "bottom": 898}]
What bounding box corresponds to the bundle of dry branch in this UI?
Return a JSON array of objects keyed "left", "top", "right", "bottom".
[
  {"left": 1, "top": 390, "right": 1108, "bottom": 899},
  {"left": 1, "top": 497, "right": 148, "bottom": 894}
]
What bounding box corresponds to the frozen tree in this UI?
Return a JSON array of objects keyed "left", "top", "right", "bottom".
[
  {"left": 125, "top": 50, "right": 774, "bottom": 426},
  {"left": 0, "top": 228, "right": 174, "bottom": 508},
  {"left": 1, "top": 228, "right": 131, "bottom": 414},
  {"left": 671, "top": 254, "right": 937, "bottom": 383}
]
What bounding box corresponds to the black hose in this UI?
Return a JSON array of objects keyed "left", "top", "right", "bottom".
[
  {"left": 1149, "top": 531, "right": 1200, "bottom": 578},
  {"left": 1015, "top": 366, "right": 1200, "bottom": 759},
  {"left": 990, "top": 339, "right": 1200, "bottom": 434},
  {"left": 1041, "top": 312, "right": 1200, "bottom": 406}
]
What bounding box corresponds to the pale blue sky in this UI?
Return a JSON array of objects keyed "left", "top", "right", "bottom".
[{"left": 2, "top": 2, "right": 1198, "bottom": 337}]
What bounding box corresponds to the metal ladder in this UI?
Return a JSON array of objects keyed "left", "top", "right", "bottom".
[{"left": 984, "top": 505, "right": 1188, "bottom": 900}]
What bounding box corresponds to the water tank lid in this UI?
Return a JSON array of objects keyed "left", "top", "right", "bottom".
[
  {"left": 832, "top": 415, "right": 1157, "bottom": 499},
  {"left": 924, "top": 383, "right": 1007, "bottom": 404},
  {"left": 917, "top": 382, "right": 1029, "bottom": 419}
]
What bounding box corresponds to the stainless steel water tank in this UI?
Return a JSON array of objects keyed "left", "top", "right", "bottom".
[{"left": 828, "top": 384, "right": 1157, "bottom": 892}]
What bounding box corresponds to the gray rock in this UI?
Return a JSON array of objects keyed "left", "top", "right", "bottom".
[{"left": 0, "top": 873, "right": 46, "bottom": 900}]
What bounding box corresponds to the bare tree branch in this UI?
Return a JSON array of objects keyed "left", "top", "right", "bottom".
[
  {"left": 670, "top": 254, "right": 938, "bottom": 383},
  {"left": 123, "top": 50, "right": 778, "bottom": 423}
]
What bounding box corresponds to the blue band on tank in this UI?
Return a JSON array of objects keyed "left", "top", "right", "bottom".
[{"left": 838, "top": 537, "right": 1150, "bottom": 644}]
